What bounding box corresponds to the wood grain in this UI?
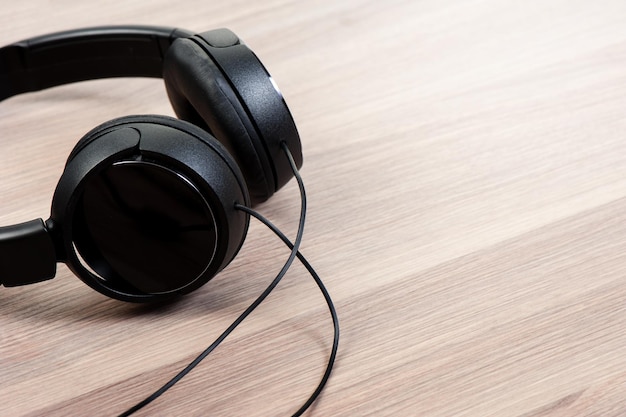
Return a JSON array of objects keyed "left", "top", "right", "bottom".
[{"left": 2, "top": 0, "right": 626, "bottom": 415}]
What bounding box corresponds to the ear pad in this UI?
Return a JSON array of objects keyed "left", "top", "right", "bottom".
[
  {"left": 50, "top": 115, "right": 250, "bottom": 302},
  {"left": 162, "top": 29, "right": 303, "bottom": 205}
]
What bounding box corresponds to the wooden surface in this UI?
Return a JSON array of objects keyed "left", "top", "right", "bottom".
[{"left": 2, "top": 0, "right": 626, "bottom": 415}]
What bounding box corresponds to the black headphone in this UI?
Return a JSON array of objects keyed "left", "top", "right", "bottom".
[
  {"left": 1, "top": 26, "right": 339, "bottom": 416},
  {"left": 0, "top": 26, "right": 303, "bottom": 302}
]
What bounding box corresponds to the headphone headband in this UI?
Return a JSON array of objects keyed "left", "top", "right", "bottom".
[{"left": 0, "top": 25, "right": 194, "bottom": 100}]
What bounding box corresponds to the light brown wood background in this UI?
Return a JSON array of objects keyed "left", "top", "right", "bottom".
[{"left": 2, "top": 0, "right": 626, "bottom": 416}]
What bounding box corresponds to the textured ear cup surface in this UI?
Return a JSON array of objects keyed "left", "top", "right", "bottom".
[
  {"left": 51, "top": 115, "right": 250, "bottom": 302},
  {"left": 163, "top": 37, "right": 274, "bottom": 204},
  {"left": 67, "top": 114, "right": 247, "bottom": 179}
]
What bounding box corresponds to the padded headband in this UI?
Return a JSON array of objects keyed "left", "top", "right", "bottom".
[{"left": 0, "top": 25, "right": 194, "bottom": 101}]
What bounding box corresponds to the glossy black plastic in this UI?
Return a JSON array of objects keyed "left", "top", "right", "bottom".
[
  {"left": 49, "top": 116, "right": 250, "bottom": 302},
  {"left": 73, "top": 161, "right": 218, "bottom": 294}
]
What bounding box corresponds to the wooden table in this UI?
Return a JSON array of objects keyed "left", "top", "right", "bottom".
[{"left": 2, "top": 1, "right": 626, "bottom": 415}]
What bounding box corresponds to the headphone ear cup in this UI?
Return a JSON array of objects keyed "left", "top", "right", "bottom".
[
  {"left": 163, "top": 37, "right": 274, "bottom": 204},
  {"left": 51, "top": 115, "right": 250, "bottom": 302}
]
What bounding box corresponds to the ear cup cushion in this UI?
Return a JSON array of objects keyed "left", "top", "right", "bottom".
[{"left": 162, "top": 38, "right": 274, "bottom": 204}]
